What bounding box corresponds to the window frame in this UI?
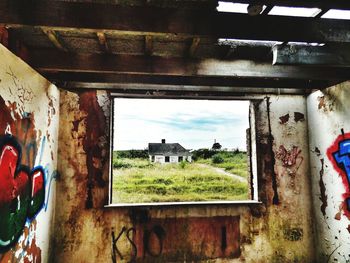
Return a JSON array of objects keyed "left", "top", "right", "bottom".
[{"left": 107, "top": 95, "right": 261, "bottom": 207}]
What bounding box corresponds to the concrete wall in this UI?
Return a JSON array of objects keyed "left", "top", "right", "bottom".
[
  {"left": 307, "top": 81, "right": 350, "bottom": 262},
  {"left": 0, "top": 42, "right": 323, "bottom": 262},
  {"left": 0, "top": 44, "right": 60, "bottom": 262},
  {"left": 53, "top": 90, "right": 315, "bottom": 262}
]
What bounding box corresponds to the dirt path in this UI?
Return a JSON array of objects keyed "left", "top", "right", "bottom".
[{"left": 198, "top": 164, "right": 247, "bottom": 183}]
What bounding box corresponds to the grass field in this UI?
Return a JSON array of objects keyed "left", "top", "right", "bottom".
[
  {"left": 112, "top": 152, "right": 249, "bottom": 203},
  {"left": 196, "top": 152, "right": 249, "bottom": 178}
]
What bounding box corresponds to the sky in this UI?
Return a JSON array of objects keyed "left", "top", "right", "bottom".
[{"left": 113, "top": 98, "right": 250, "bottom": 151}]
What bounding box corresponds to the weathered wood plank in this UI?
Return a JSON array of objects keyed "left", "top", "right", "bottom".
[
  {"left": 273, "top": 44, "right": 350, "bottom": 66},
  {"left": 0, "top": 26, "right": 8, "bottom": 47},
  {"left": 1, "top": 1, "right": 350, "bottom": 43},
  {"left": 42, "top": 71, "right": 338, "bottom": 91},
  {"left": 189, "top": 37, "right": 200, "bottom": 57},
  {"left": 27, "top": 50, "right": 350, "bottom": 80},
  {"left": 96, "top": 32, "right": 110, "bottom": 53},
  {"left": 60, "top": 81, "right": 320, "bottom": 96},
  {"left": 42, "top": 29, "right": 67, "bottom": 51},
  {"left": 144, "top": 35, "right": 153, "bottom": 56}
]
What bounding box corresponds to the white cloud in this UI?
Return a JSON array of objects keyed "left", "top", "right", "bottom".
[{"left": 113, "top": 98, "right": 249, "bottom": 151}]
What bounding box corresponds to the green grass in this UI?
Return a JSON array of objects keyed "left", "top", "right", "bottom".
[
  {"left": 112, "top": 158, "right": 248, "bottom": 203},
  {"left": 196, "top": 152, "right": 249, "bottom": 178}
]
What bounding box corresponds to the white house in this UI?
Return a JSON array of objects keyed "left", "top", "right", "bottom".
[{"left": 148, "top": 139, "right": 192, "bottom": 164}]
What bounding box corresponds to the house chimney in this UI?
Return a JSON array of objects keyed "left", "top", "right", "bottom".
[{"left": 162, "top": 139, "right": 166, "bottom": 144}]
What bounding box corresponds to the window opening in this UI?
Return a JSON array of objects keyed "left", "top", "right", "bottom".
[{"left": 111, "top": 98, "right": 257, "bottom": 205}]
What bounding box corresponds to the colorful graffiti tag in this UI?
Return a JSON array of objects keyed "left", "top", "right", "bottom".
[
  {"left": 0, "top": 135, "right": 45, "bottom": 251},
  {"left": 327, "top": 132, "right": 350, "bottom": 218}
]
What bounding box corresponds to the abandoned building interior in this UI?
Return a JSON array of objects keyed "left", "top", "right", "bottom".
[{"left": 0, "top": 0, "right": 350, "bottom": 262}]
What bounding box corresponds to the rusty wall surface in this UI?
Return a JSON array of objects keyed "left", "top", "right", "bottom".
[
  {"left": 0, "top": 44, "right": 60, "bottom": 262},
  {"left": 307, "top": 81, "right": 350, "bottom": 262},
  {"left": 54, "top": 90, "right": 315, "bottom": 262}
]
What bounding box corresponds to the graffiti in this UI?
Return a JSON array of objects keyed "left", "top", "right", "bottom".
[
  {"left": 143, "top": 225, "right": 165, "bottom": 257},
  {"left": 112, "top": 216, "right": 240, "bottom": 262},
  {"left": 279, "top": 114, "right": 290, "bottom": 124},
  {"left": 111, "top": 225, "right": 165, "bottom": 263},
  {"left": 0, "top": 135, "right": 45, "bottom": 251},
  {"left": 294, "top": 112, "right": 305, "bottom": 122},
  {"left": 111, "top": 227, "right": 137, "bottom": 263},
  {"left": 327, "top": 132, "right": 350, "bottom": 216},
  {"left": 276, "top": 145, "right": 302, "bottom": 168}
]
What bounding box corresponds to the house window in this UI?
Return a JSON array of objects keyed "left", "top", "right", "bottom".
[{"left": 111, "top": 97, "right": 258, "bottom": 205}]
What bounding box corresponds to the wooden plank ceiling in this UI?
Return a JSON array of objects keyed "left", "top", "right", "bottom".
[{"left": 0, "top": 0, "right": 350, "bottom": 96}]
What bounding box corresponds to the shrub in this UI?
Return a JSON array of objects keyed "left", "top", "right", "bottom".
[
  {"left": 179, "top": 161, "right": 187, "bottom": 169},
  {"left": 113, "top": 161, "right": 132, "bottom": 169},
  {"left": 212, "top": 154, "right": 224, "bottom": 164},
  {"left": 191, "top": 148, "right": 217, "bottom": 160}
]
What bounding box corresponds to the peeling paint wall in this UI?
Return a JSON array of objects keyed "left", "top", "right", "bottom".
[
  {"left": 0, "top": 44, "right": 59, "bottom": 262},
  {"left": 307, "top": 81, "right": 350, "bottom": 262},
  {"left": 54, "top": 90, "right": 315, "bottom": 262}
]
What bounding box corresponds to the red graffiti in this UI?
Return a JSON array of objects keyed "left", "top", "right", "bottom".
[
  {"left": 327, "top": 132, "right": 350, "bottom": 219},
  {"left": 0, "top": 135, "right": 45, "bottom": 251},
  {"left": 0, "top": 144, "right": 29, "bottom": 204},
  {"left": 276, "top": 145, "right": 302, "bottom": 167}
]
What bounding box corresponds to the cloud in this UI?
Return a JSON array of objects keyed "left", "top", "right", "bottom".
[
  {"left": 142, "top": 114, "right": 243, "bottom": 132},
  {"left": 114, "top": 98, "right": 249, "bottom": 150}
]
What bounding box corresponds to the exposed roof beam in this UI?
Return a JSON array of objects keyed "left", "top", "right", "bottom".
[
  {"left": 96, "top": 32, "right": 110, "bottom": 53},
  {"left": 42, "top": 29, "right": 67, "bottom": 52},
  {"left": 314, "top": 8, "right": 330, "bottom": 18},
  {"left": 0, "top": 26, "right": 8, "bottom": 47},
  {"left": 144, "top": 35, "right": 153, "bottom": 56},
  {"left": 27, "top": 50, "right": 350, "bottom": 81},
  {"left": 64, "top": 83, "right": 310, "bottom": 96},
  {"left": 218, "top": 0, "right": 350, "bottom": 10},
  {"left": 261, "top": 5, "right": 274, "bottom": 15},
  {"left": 273, "top": 44, "right": 350, "bottom": 67},
  {"left": 43, "top": 72, "right": 336, "bottom": 90},
  {"left": 188, "top": 37, "right": 200, "bottom": 57},
  {"left": 1, "top": 1, "right": 350, "bottom": 43}
]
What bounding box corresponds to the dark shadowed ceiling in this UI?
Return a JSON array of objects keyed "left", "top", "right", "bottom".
[{"left": 0, "top": 0, "right": 350, "bottom": 96}]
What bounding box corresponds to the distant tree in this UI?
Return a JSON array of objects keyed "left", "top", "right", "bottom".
[{"left": 212, "top": 142, "right": 222, "bottom": 150}]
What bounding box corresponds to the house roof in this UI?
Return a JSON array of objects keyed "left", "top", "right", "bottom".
[{"left": 148, "top": 143, "right": 192, "bottom": 156}]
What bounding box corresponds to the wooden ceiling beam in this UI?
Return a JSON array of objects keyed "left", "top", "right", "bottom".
[
  {"left": 188, "top": 37, "right": 200, "bottom": 58},
  {"left": 0, "top": 26, "right": 8, "bottom": 47},
  {"left": 27, "top": 50, "right": 350, "bottom": 80},
  {"left": 1, "top": 1, "right": 350, "bottom": 43},
  {"left": 144, "top": 35, "right": 153, "bottom": 56},
  {"left": 43, "top": 72, "right": 337, "bottom": 90},
  {"left": 42, "top": 28, "right": 67, "bottom": 52},
  {"left": 272, "top": 44, "right": 350, "bottom": 66},
  {"left": 96, "top": 32, "right": 110, "bottom": 53},
  {"left": 64, "top": 83, "right": 311, "bottom": 96}
]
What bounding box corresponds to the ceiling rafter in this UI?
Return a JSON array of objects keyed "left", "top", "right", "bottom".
[
  {"left": 26, "top": 50, "right": 349, "bottom": 81},
  {"left": 1, "top": 1, "right": 350, "bottom": 43},
  {"left": 96, "top": 32, "right": 110, "bottom": 53},
  {"left": 41, "top": 28, "right": 67, "bottom": 52}
]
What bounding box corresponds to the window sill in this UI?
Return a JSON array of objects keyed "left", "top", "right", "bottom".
[{"left": 104, "top": 200, "right": 262, "bottom": 208}]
